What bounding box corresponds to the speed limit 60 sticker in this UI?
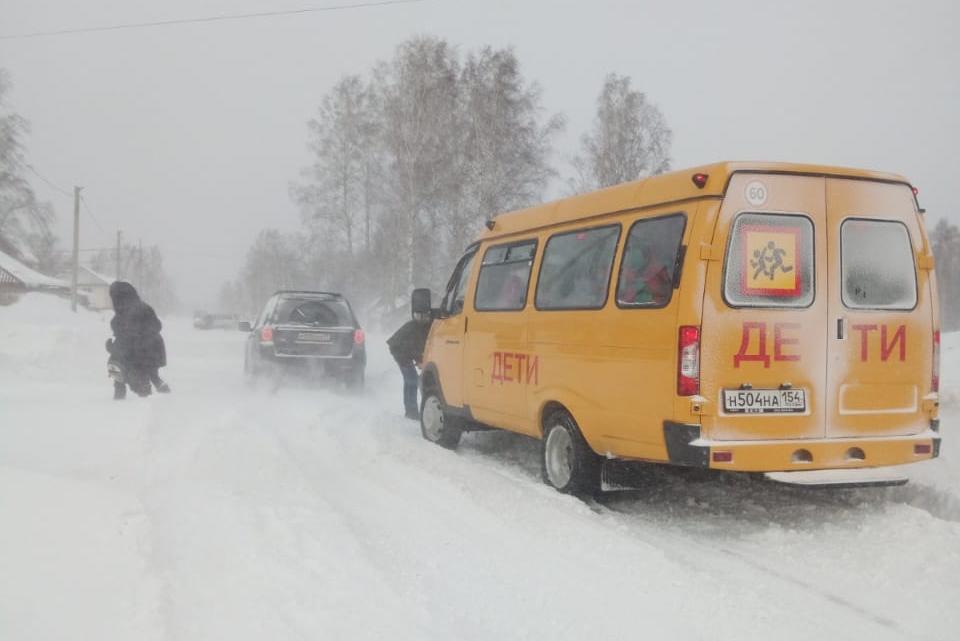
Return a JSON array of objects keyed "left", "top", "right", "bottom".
[{"left": 745, "top": 180, "right": 768, "bottom": 206}]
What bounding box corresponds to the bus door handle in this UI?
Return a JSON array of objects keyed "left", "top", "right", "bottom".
[{"left": 837, "top": 317, "right": 845, "bottom": 340}]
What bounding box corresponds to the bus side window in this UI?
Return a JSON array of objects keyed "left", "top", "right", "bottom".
[
  {"left": 617, "top": 214, "right": 686, "bottom": 308},
  {"left": 475, "top": 239, "right": 537, "bottom": 312},
  {"left": 535, "top": 225, "right": 620, "bottom": 310}
]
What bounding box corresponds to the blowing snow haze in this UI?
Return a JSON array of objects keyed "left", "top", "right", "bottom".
[{"left": 0, "top": 0, "right": 957, "bottom": 307}]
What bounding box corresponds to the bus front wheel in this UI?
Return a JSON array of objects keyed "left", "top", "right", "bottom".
[{"left": 421, "top": 393, "right": 462, "bottom": 449}]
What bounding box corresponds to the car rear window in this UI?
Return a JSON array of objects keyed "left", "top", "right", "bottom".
[
  {"left": 724, "top": 213, "right": 815, "bottom": 308},
  {"left": 273, "top": 298, "right": 354, "bottom": 326},
  {"left": 841, "top": 219, "right": 917, "bottom": 310}
]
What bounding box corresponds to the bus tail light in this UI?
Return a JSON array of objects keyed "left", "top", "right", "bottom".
[
  {"left": 932, "top": 330, "right": 940, "bottom": 393},
  {"left": 260, "top": 326, "right": 274, "bottom": 344},
  {"left": 678, "top": 325, "right": 700, "bottom": 396},
  {"left": 354, "top": 328, "right": 365, "bottom": 345}
]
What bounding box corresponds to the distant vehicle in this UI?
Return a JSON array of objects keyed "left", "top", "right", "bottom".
[
  {"left": 241, "top": 291, "right": 366, "bottom": 389},
  {"left": 193, "top": 311, "right": 240, "bottom": 330},
  {"left": 415, "top": 161, "right": 940, "bottom": 494}
]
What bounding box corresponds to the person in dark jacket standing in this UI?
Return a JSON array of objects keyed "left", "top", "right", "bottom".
[
  {"left": 387, "top": 311, "right": 432, "bottom": 419},
  {"left": 106, "top": 281, "right": 170, "bottom": 399}
]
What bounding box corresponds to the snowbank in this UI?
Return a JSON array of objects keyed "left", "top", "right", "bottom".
[
  {"left": 0, "top": 294, "right": 957, "bottom": 641},
  {"left": 0, "top": 293, "right": 110, "bottom": 380}
]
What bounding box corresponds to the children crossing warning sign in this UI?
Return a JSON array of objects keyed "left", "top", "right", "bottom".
[{"left": 741, "top": 224, "right": 801, "bottom": 297}]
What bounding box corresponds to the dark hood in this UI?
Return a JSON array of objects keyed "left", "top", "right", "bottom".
[{"left": 109, "top": 281, "right": 140, "bottom": 312}]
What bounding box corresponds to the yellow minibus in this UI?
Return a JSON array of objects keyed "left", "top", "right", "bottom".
[{"left": 412, "top": 162, "right": 941, "bottom": 493}]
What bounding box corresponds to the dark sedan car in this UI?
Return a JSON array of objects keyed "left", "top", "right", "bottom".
[{"left": 242, "top": 291, "right": 365, "bottom": 389}]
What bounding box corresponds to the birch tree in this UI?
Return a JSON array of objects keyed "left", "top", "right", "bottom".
[
  {"left": 293, "top": 75, "right": 379, "bottom": 257},
  {"left": 571, "top": 73, "right": 672, "bottom": 192},
  {"left": 375, "top": 36, "right": 461, "bottom": 294},
  {"left": 0, "top": 69, "right": 55, "bottom": 265},
  {"left": 455, "top": 47, "right": 564, "bottom": 252},
  {"left": 240, "top": 230, "right": 309, "bottom": 315},
  {"left": 253, "top": 37, "right": 570, "bottom": 314}
]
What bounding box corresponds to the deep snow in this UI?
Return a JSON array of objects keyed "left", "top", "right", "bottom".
[{"left": 1, "top": 294, "right": 958, "bottom": 641}]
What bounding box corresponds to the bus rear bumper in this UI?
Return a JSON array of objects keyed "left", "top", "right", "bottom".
[
  {"left": 763, "top": 468, "right": 908, "bottom": 488},
  {"left": 663, "top": 421, "right": 940, "bottom": 472}
]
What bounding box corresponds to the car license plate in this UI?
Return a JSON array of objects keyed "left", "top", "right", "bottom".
[
  {"left": 297, "top": 332, "right": 333, "bottom": 343},
  {"left": 723, "top": 388, "right": 806, "bottom": 414}
]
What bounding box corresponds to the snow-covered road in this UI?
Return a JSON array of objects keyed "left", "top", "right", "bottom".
[{"left": 1, "top": 295, "right": 958, "bottom": 641}]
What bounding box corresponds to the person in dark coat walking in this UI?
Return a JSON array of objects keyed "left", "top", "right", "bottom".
[
  {"left": 387, "top": 311, "right": 432, "bottom": 419},
  {"left": 106, "top": 281, "right": 170, "bottom": 399}
]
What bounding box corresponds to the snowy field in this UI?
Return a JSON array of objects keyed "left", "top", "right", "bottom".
[{"left": 1, "top": 294, "right": 958, "bottom": 641}]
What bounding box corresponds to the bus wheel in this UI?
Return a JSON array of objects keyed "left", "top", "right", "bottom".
[
  {"left": 542, "top": 410, "right": 601, "bottom": 495},
  {"left": 421, "top": 393, "right": 461, "bottom": 449}
]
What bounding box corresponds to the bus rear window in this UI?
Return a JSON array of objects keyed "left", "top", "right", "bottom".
[
  {"left": 841, "top": 219, "right": 916, "bottom": 310},
  {"left": 724, "top": 213, "right": 814, "bottom": 308}
]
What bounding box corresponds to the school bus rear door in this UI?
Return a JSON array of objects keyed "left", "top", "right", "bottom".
[
  {"left": 700, "top": 173, "right": 829, "bottom": 441},
  {"left": 824, "top": 179, "right": 934, "bottom": 438}
]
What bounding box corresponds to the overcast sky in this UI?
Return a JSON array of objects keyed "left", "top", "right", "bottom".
[{"left": 1, "top": 0, "right": 957, "bottom": 307}]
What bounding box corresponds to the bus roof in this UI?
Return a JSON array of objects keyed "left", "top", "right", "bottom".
[{"left": 479, "top": 161, "right": 911, "bottom": 241}]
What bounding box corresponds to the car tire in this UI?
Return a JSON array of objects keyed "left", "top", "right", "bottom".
[
  {"left": 420, "top": 392, "right": 462, "bottom": 449},
  {"left": 541, "top": 409, "right": 601, "bottom": 496}
]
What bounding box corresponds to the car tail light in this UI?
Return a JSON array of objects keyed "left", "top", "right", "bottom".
[
  {"left": 932, "top": 330, "right": 940, "bottom": 393},
  {"left": 354, "top": 328, "right": 365, "bottom": 345},
  {"left": 678, "top": 325, "right": 700, "bottom": 396},
  {"left": 260, "top": 326, "right": 274, "bottom": 343}
]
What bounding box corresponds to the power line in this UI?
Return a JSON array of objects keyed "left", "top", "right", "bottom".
[
  {"left": 24, "top": 163, "right": 73, "bottom": 197},
  {"left": 0, "top": 0, "right": 427, "bottom": 40},
  {"left": 79, "top": 194, "right": 108, "bottom": 236},
  {"left": 24, "top": 165, "right": 111, "bottom": 240}
]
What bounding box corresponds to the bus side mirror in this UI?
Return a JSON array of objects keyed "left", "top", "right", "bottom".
[
  {"left": 411, "top": 288, "right": 432, "bottom": 317},
  {"left": 238, "top": 321, "right": 252, "bottom": 332}
]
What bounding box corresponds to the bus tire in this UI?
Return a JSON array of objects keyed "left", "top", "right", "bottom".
[
  {"left": 421, "top": 392, "right": 462, "bottom": 449},
  {"left": 541, "top": 409, "right": 601, "bottom": 495}
]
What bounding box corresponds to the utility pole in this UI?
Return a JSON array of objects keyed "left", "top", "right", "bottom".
[
  {"left": 116, "top": 228, "right": 123, "bottom": 280},
  {"left": 71, "top": 186, "right": 82, "bottom": 312}
]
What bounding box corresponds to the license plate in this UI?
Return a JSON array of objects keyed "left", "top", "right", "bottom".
[
  {"left": 723, "top": 388, "right": 806, "bottom": 414},
  {"left": 297, "top": 332, "right": 333, "bottom": 343}
]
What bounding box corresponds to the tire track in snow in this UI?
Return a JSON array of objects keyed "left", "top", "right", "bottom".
[
  {"left": 447, "top": 431, "right": 946, "bottom": 641},
  {"left": 593, "top": 499, "right": 914, "bottom": 639}
]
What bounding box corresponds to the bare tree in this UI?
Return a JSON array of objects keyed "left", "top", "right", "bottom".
[
  {"left": 240, "top": 37, "right": 568, "bottom": 317},
  {"left": 293, "top": 75, "right": 379, "bottom": 257},
  {"left": 240, "top": 229, "right": 309, "bottom": 313},
  {"left": 375, "top": 36, "right": 461, "bottom": 294},
  {"left": 455, "top": 47, "right": 564, "bottom": 252},
  {"left": 0, "top": 69, "right": 55, "bottom": 266},
  {"left": 571, "top": 73, "right": 672, "bottom": 193},
  {"left": 90, "top": 242, "right": 179, "bottom": 313}
]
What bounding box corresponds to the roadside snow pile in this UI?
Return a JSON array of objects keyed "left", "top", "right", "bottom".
[{"left": 0, "top": 293, "right": 109, "bottom": 380}]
